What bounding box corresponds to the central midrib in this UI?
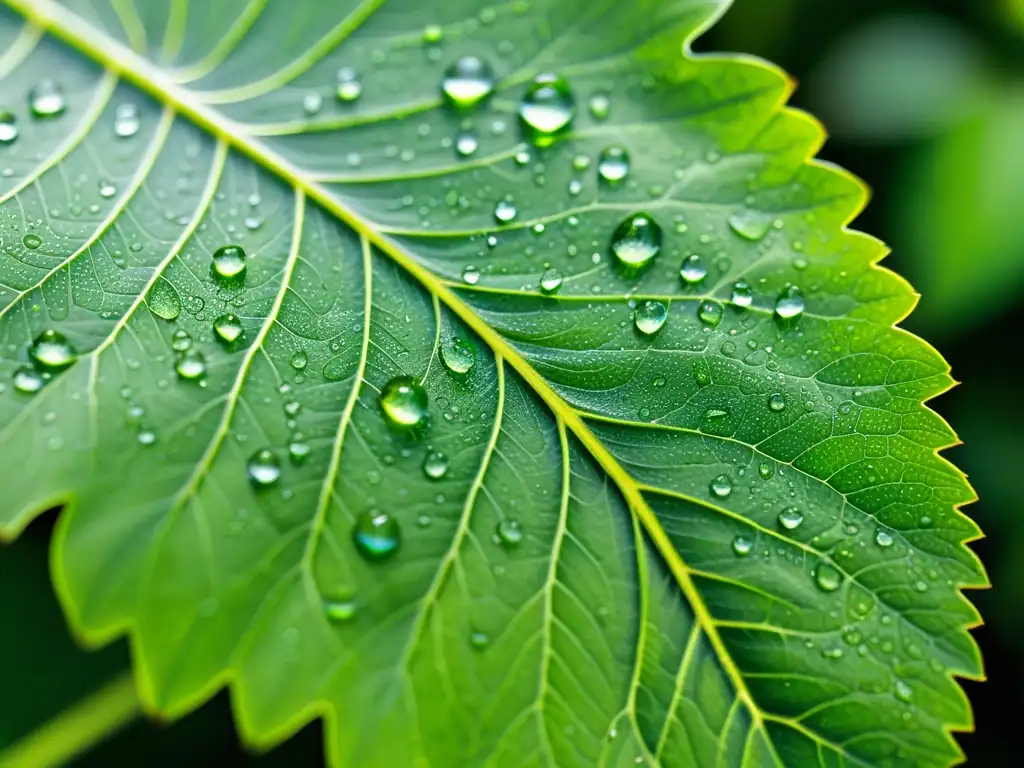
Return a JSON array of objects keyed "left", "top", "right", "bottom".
[{"left": 7, "top": 0, "right": 780, "bottom": 758}]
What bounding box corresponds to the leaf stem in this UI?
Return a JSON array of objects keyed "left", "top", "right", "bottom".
[{"left": 0, "top": 670, "right": 141, "bottom": 768}]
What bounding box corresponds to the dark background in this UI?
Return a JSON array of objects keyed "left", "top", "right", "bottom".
[{"left": 2, "top": 0, "right": 1021, "bottom": 764}]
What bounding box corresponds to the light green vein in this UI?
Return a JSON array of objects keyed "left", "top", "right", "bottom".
[
  {"left": 245, "top": 98, "right": 441, "bottom": 138},
  {"left": 311, "top": 144, "right": 524, "bottom": 185},
  {"left": 168, "top": 0, "right": 267, "bottom": 83},
  {"left": 159, "top": 0, "right": 187, "bottom": 64},
  {"left": 110, "top": 0, "right": 145, "bottom": 55},
  {"left": 0, "top": 20, "right": 41, "bottom": 77},
  {"left": 655, "top": 622, "right": 703, "bottom": 759}
]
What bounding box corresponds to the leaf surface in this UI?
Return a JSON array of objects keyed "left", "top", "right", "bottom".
[{"left": 0, "top": 1, "right": 984, "bottom": 766}]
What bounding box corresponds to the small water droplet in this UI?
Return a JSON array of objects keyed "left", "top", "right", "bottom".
[
  {"left": 290, "top": 351, "right": 308, "bottom": 371},
  {"left": 171, "top": 329, "right": 192, "bottom": 352},
  {"left": 778, "top": 507, "right": 804, "bottom": 531},
  {"left": 289, "top": 440, "right": 311, "bottom": 463},
  {"left": 0, "top": 111, "right": 18, "bottom": 144},
  {"left": 758, "top": 463, "right": 773, "bottom": 479},
  {"left": 29, "top": 80, "right": 66, "bottom": 118},
  {"left": 175, "top": 349, "right": 207, "bottom": 380},
  {"left": 775, "top": 286, "right": 805, "bottom": 320},
  {"left": 494, "top": 199, "right": 517, "bottom": 223},
  {"left": 114, "top": 103, "right": 140, "bottom": 137},
  {"left": 353, "top": 511, "right": 401, "bottom": 560},
  {"left": 30, "top": 329, "right": 76, "bottom": 372},
  {"left": 336, "top": 67, "right": 362, "bottom": 102},
  {"left": 597, "top": 146, "right": 629, "bottom": 183},
  {"left": 440, "top": 334, "right": 475, "bottom": 375},
  {"left": 571, "top": 153, "right": 590, "bottom": 171},
  {"left": 692, "top": 358, "right": 711, "bottom": 387},
  {"left": 519, "top": 73, "right": 575, "bottom": 142},
  {"left": 455, "top": 132, "right": 478, "bottom": 157},
  {"left": 247, "top": 448, "right": 281, "bottom": 486},
  {"left": 728, "top": 211, "right": 773, "bottom": 241},
  {"left": 875, "top": 529, "right": 894, "bottom": 548},
  {"left": 588, "top": 92, "right": 610, "bottom": 119},
  {"left": 324, "top": 598, "right": 357, "bottom": 622},
  {"left": 730, "top": 280, "right": 753, "bottom": 307},
  {"left": 634, "top": 300, "right": 668, "bottom": 335},
  {"left": 148, "top": 278, "right": 181, "bottom": 320},
  {"left": 462, "top": 265, "right": 481, "bottom": 285},
  {"left": 422, "top": 24, "right": 444, "bottom": 44},
  {"left": 710, "top": 474, "right": 732, "bottom": 498},
  {"left": 98, "top": 180, "right": 117, "bottom": 199},
  {"left": 137, "top": 429, "right": 156, "bottom": 446},
  {"left": 814, "top": 563, "right": 842, "bottom": 592},
  {"left": 423, "top": 450, "right": 449, "bottom": 480},
  {"left": 732, "top": 535, "right": 754, "bottom": 557},
  {"left": 379, "top": 376, "right": 429, "bottom": 429},
  {"left": 697, "top": 300, "right": 723, "bottom": 328},
  {"left": 13, "top": 367, "right": 44, "bottom": 394},
  {"left": 213, "top": 313, "right": 243, "bottom": 344},
  {"left": 680, "top": 255, "right": 707, "bottom": 284},
  {"left": 611, "top": 213, "right": 662, "bottom": 269},
  {"left": 496, "top": 518, "right": 524, "bottom": 547},
  {"left": 470, "top": 631, "right": 490, "bottom": 649},
  {"left": 768, "top": 393, "right": 786, "bottom": 412},
  {"left": 302, "top": 91, "right": 323, "bottom": 115},
  {"left": 22, "top": 233, "right": 42, "bottom": 250},
  {"left": 539, "top": 267, "right": 563, "bottom": 294},
  {"left": 441, "top": 56, "right": 495, "bottom": 108},
  {"left": 212, "top": 244, "right": 247, "bottom": 281},
  {"left": 894, "top": 680, "right": 913, "bottom": 703}
]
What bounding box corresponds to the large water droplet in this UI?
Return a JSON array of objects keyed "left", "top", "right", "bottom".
[
  {"left": 778, "top": 507, "right": 804, "bottom": 531},
  {"left": 539, "top": 268, "right": 563, "bottom": 294},
  {"left": 423, "top": 450, "right": 449, "bottom": 480},
  {"left": 731, "top": 280, "right": 753, "bottom": 307},
  {"left": 379, "top": 376, "right": 429, "bottom": 429},
  {"left": 768, "top": 393, "right": 786, "bottom": 412},
  {"left": 30, "top": 329, "right": 76, "bottom": 372},
  {"left": 775, "top": 286, "right": 805, "bottom": 319},
  {"left": 496, "top": 518, "right": 524, "bottom": 547},
  {"left": 147, "top": 278, "right": 181, "bottom": 320},
  {"left": 732, "top": 535, "right": 754, "bottom": 557},
  {"left": 212, "top": 244, "right": 247, "bottom": 281},
  {"left": 353, "top": 511, "right": 401, "bottom": 560},
  {"left": 336, "top": 67, "right": 362, "bottom": 102},
  {"left": 248, "top": 448, "right": 281, "bottom": 486},
  {"left": 13, "top": 367, "right": 44, "bottom": 394},
  {"left": 494, "top": 200, "right": 517, "bottom": 223},
  {"left": 728, "top": 211, "right": 773, "bottom": 241},
  {"left": 440, "top": 334, "right": 475, "bottom": 375},
  {"left": 114, "top": 103, "right": 140, "bottom": 137},
  {"left": 611, "top": 213, "right": 662, "bottom": 269},
  {"left": 29, "top": 80, "right": 66, "bottom": 118},
  {"left": 680, "top": 255, "right": 707, "bottom": 284},
  {"left": 518, "top": 73, "right": 575, "bottom": 141},
  {"left": 0, "top": 111, "right": 18, "bottom": 144},
  {"left": 710, "top": 474, "right": 732, "bottom": 498},
  {"left": 597, "top": 146, "right": 629, "bottom": 183},
  {"left": 441, "top": 56, "right": 495, "bottom": 108},
  {"left": 176, "top": 349, "right": 207, "bottom": 380},
  {"left": 814, "top": 563, "right": 842, "bottom": 592},
  {"left": 697, "top": 300, "right": 723, "bottom": 328},
  {"left": 22, "top": 233, "right": 42, "bottom": 250},
  {"left": 213, "top": 313, "right": 243, "bottom": 344},
  {"left": 634, "top": 300, "right": 667, "bottom": 335},
  {"left": 290, "top": 351, "right": 308, "bottom": 371}
]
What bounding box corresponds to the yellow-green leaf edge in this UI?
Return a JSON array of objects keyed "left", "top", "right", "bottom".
[{"left": 0, "top": 0, "right": 987, "bottom": 764}]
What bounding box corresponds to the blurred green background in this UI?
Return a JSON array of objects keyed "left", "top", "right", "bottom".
[{"left": 2, "top": 0, "right": 1020, "bottom": 764}]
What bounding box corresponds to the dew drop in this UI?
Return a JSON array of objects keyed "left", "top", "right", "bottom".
[
  {"left": 440, "top": 335, "right": 475, "bottom": 375},
  {"left": 588, "top": 92, "right": 610, "bottom": 119},
  {"left": 302, "top": 91, "right": 323, "bottom": 115},
  {"left": 768, "top": 392, "right": 786, "bottom": 412},
  {"left": 29, "top": 80, "right": 66, "bottom": 118},
  {"left": 175, "top": 349, "right": 207, "bottom": 380},
  {"left": 98, "top": 181, "right": 117, "bottom": 199},
  {"left": 379, "top": 376, "right": 429, "bottom": 429},
  {"left": 212, "top": 244, "right": 247, "bottom": 281},
  {"left": 875, "top": 529, "right": 894, "bottom": 548},
  {"left": 336, "top": 67, "right": 362, "bottom": 102},
  {"left": 247, "top": 448, "right": 281, "bottom": 486},
  {"left": 730, "top": 280, "right": 753, "bottom": 307},
  {"left": 213, "top": 313, "right": 243, "bottom": 344},
  {"left": 324, "top": 598, "right": 357, "bottom": 622},
  {"left": 137, "top": 429, "right": 156, "bottom": 446},
  {"left": 634, "top": 300, "right": 667, "bottom": 335},
  {"left": 680, "top": 255, "right": 707, "bottom": 284},
  {"left": 114, "top": 103, "right": 140, "bottom": 137},
  {"left": 775, "top": 285, "right": 805, "bottom": 320},
  {"left": 610, "top": 213, "right": 662, "bottom": 269},
  {"left": 171, "top": 329, "right": 192, "bottom": 352},
  {"left": 732, "top": 535, "right": 753, "bottom": 557},
  {"left": 539, "top": 267, "right": 563, "bottom": 294},
  {"left": 422, "top": 24, "right": 443, "bottom": 44},
  {"left": 147, "top": 278, "right": 181, "bottom": 320},
  {"left": 13, "top": 367, "right": 44, "bottom": 394},
  {"left": 597, "top": 146, "right": 630, "bottom": 183},
  {"left": 22, "top": 233, "right": 42, "bottom": 250},
  {"left": 728, "top": 211, "right": 773, "bottom": 241},
  {"left": 496, "top": 518, "right": 524, "bottom": 547},
  {"left": 814, "top": 563, "right": 842, "bottom": 592},
  {"left": 461, "top": 265, "right": 481, "bottom": 285},
  {"left": 697, "top": 300, "right": 723, "bottom": 328},
  {"left": 455, "top": 132, "right": 478, "bottom": 157},
  {"left": 518, "top": 73, "right": 575, "bottom": 141},
  {"left": 470, "top": 631, "right": 490, "bottom": 649},
  {"left": 353, "top": 511, "right": 401, "bottom": 560},
  {"left": 30, "top": 329, "right": 76, "bottom": 372},
  {"left": 894, "top": 680, "right": 913, "bottom": 703},
  {"left": 290, "top": 350, "right": 308, "bottom": 371},
  {"left": 423, "top": 450, "right": 449, "bottom": 480},
  {"left": 0, "top": 111, "right": 18, "bottom": 144},
  {"left": 692, "top": 358, "right": 711, "bottom": 387},
  {"left": 778, "top": 507, "right": 804, "bottom": 531},
  {"left": 710, "top": 474, "right": 732, "bottom": 498},
  {"left": 758, "top": 462, "right": 774, "bottom": 479},
  {"left": 288, "top": 440, "right": 311, "bottom": 463},
  {"left": 441, "top": 56, "right": 495, "bottom": 108},
  {"left": 494, "top": 199, "right": 517, "bottom": 223}
]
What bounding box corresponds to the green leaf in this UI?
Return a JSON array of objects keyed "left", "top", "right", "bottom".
[{"left": 0, "top": 1, "right": 984, "bottom": 766}]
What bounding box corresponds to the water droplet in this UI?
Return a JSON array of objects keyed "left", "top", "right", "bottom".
[
  {"left": 30, "top": 329, "right": 76, "bottom": 372},
  {"left": 518, "top": 73, "right": 575, "bottom": 141},
  {"left": 137, "top": 429, "right": 156, "bottom": 446},
  {"left": 290, "top": 351, "right": 308, "bottom": 371},
  {"left": 379, "top": 376, "right": 429, "bottom": 429},
  {"left": 114, "top": 103, "right": 140, "bottom": 137},
  {"left": 147, "top": 278, "right": 181, "bottom": 320},
  {"left": 697, "top": 300, "right": 723, "bottom": 328},
  {"left": 775, "top": 286, "right": 805, "bottom": 320},
  {"left": 728, "top": 211, "right": 773, "bottom": 241},
  {"left": 634, "top": 300, "right": 668, "bottom": 335},
  {"left": 462, "top": 265, "right": 481, "bottom": 285},
  {"left": 571, "top": 153, "right": 591, "bottom": 171},
  {"left": 441, "top": 56, "right": 495, "bottom": 108},
  {"left": 13, "top": 367, "right": 44, "bottom": 394},
  {"left": 22, "top": 233, "right": 42, "bottom": 250},
  {"left": 894, "top": 680, "right": 913, "bottom": 703},
  {"left": 212, "top": 244, "right": 247, "bottom": 281},
  {"left": 423, "top": 450, "right": 449, "bottom": 480},
  {"left": 496, "top": 518, "right": 524, "bottom": 547},
  {"left": 171, "top": 329, "right": 192, "bottom": 352},
  {"left": 176, "top": 349, "right": 206, "bottom": 380},
  {"left": 324, "top": 598, "right": 357, "bottom": 622},
  {"left": 289, "top": 441, "right": 311, "bottom": 463},
  {"left": 732, "top": 535, "right": 753, "bottom": 557},
  {"left": 455, "top": 132, "right": 478, "bottom": 157},
  {"left": 875, "top": 529, "right": 894, "bottom": 548},
  {"left": 693, "top": 358, "right": 711, "bottom": 387},
  {"left": 494, "top": 200, "right": 517, "bottom": 223},
  {"left": 0, "top": 111, "right": 18, "bottom": 144},
  {"left": 29, "top": 80, "right": 66, "bottom": 118},
  {"left": 710, "top": 474, "right": 732, "bottom": 498},
  {"left": 680, "top": 255, "right": 707, "bottom": 284},
  {"left": 422, "top": 24, "right": 444, "bottom": 44},
  {"left": 758, "top": 463, "right": 773, "bottom": 479},
  {"left": 353, "top": 511, "right": 401, "bottom": 560},
  {"left": 470, "top": 631, "right": 490, "bottom": 649},
  {"left": 778, "top": 507, "right": 803, "bottom": 531},
  {"left": 98, "top": 180, "right": 117, "bottom": 199},
  {"left": 814, "top": 563, "right": 842, "bottom": 592},
  {"left": 539, "top": 268, "right": 563, "bottom": 294},
  {"left": 611, "top": 213, "right": 662, "bottom": 269},
  {"left": 730, "top": 280, "right": 753, "bottom": 307},
  {"left": 440, "top": 334, "right": 475, "bottom": 375},
  {"left": 302, "top": 91, "right": 323, "bottom": 115},
  {"left": 247, "top": 448, "right": 281, "bottom": 486},
  {"left": 597, "top": 146, "right": 629, "bottom": 183},
  {"left": 336, "top": 67, "right": 362, "bottom": 102},
  {"left": 588, "top": 92, "right": 610, "bottom": 119},
  {"left": 768, "top": 393, "right": 786, "bottom": 412},
  {"left": 213, "top": 313, "right": 243, "bottom": 344}
]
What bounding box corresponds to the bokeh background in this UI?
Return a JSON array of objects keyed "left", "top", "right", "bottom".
[{"left": 2, "top": 0, "right": 1020, "bottom": 763}]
